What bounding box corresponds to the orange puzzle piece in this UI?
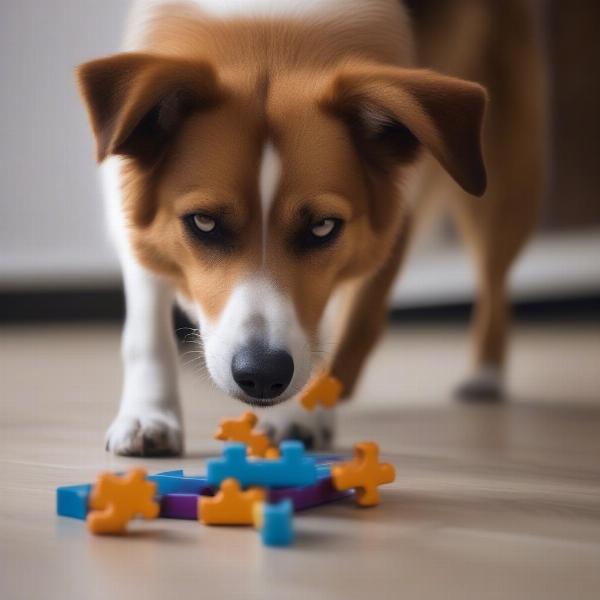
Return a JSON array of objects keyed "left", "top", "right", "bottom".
[
  {"left": 331, "top": 442, "right": 395, "bottom": 507},
  {"left": 87, "top": 468, "right": 159, "bottom": 534},
  {"left": 299, "top": 372, "right": 343, "bottom": 411},
  {"left": 214, "top": 411, "right": 273, "bottom": 457},
  {"left": 199, "top": 478, "right": 266, "bottom": 525},
  {"left": 264, "top": 447, "right": 281, "bottom": 459}
]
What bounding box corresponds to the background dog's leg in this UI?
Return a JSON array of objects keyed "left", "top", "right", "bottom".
[
  {"left": 409, "top": 0, "right": 546, "bottom": 402},
  {"left": 450, "top": 198, "right": 517, "bottom": 401},
  {"left": 105, "top": 259, "right": 183, "bottom": 456},
  {"left": 449, "top": 36, "right": 546, "bottom": 401}
]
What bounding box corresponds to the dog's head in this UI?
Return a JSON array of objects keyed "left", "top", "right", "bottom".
[{"left": 77, "top": 53, "right": 486, "bottom": 406}]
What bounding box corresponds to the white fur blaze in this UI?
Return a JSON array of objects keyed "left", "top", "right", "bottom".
[{"left": 259, "top": 141, "right": 282, "bottom": 262}]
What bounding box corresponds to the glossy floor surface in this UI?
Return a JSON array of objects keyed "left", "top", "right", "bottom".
[{"left": 1, "top": 322, "right": 600, "bottom": 599}]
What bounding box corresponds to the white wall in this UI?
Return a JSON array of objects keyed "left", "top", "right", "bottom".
[{"left": 0, "top": 0, "right": 128, "bottom": 289}]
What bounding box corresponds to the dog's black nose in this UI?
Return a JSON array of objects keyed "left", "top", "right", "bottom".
[{"left": 231, "top": 341, "right": 294, "bottom": 399}]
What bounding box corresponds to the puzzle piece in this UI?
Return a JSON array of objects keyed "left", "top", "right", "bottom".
[
  {"left": 264, "top": 447, "right": 280, "bottom": 459},
  {"left": 253, "top": 499, "right": 294, "bottom": 547},
  {"left": 207, "top": 441, "right": 317, "bottom": 489},
  {"left": 299, "top": 371, "right": 343, "bottom": 411},
  {"left": 199, "top": 478, "right": 266, "bottom": 525},
  {"left": 161, "top": 493, "right": 202, "bottom": 520},
  {"left": 331, "top": 442, "right": 395, "bottom": 507},
  {"left": 86, "top": 469, "right": 159, "bottom": 534},
  {"left": 214, "top": 411, "right": 274, "bottom": 457},
  {"left": 269, "top": 469, "right": 353, "bottom": 510},
  {"left": 56, "top": 483, "right": 92, "bottom": 520},
  {"left": 57, "top": 474, "right": 211, "bottom": 521},
  {"left": 148, "top": 470, "right": 212, "bottom": 495}
]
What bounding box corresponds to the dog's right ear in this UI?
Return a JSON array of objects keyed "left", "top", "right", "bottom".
[
  {"left": 76, "top": 53, "right": 223, "bottom": 164},
  {"left": 321, "top": 63, "right": 487, "bottom": 196}
]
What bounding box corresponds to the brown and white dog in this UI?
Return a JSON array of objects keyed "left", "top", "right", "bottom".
[{"left": 77, "top": 0, "right": 544, "bottom": 455}]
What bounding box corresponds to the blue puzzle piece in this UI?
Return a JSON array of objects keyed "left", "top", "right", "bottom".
[
  {"left": 147, "top": 470, "right": 212, "bottom": 495},
  {"left": 258, "top": 499, "right": 293, "bottom": 547},
  {"left": 313, "top": 453, "right": 347, "bottom": 477},
  {"left": 313, "top": 454, "right": 346, "bottom": 465},
  {"left": 56, "top": 483, "right": 91, "bottom": 520},
  {"left": 207, "top": 441, "right": 317, "bottom": 489}
]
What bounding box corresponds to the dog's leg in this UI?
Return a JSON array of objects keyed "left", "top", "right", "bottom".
[
  {"left": 453, "top": 233, "right": 513, "bottom": 401},
  {"left": 259, "top": 220, "right": 411, "bottom": 449},
  {"left": 449, "top": 55, "right": 545, "bottom": 401},
  {"left": 102, "top": 159, "right": 183, "bottom": 456},
  {"left": 410, "top": 0, "right": 546, "bottom": 401},
  {"left": 258, "top": 404, "right": 336, "bottom": 451},
  {"left": 330, "top": 219, "right": 412, "bottom": 398},
  {"left": 105, "top": 260, "right": 183, "bottom": 456}
]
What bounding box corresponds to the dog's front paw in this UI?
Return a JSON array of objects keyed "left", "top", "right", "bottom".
[
  {"left": 258, "top": 403, "right": 335, "bottom": 451},
  {"left": 454, "top": 365, "right": 505, "bottom": 402},
  {"left": 105, "top": 410, "right": 183, "bottom": 457}
]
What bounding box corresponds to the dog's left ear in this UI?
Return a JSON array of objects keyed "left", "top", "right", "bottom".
[
  {"left": 321, "top": 64, "right": 487, "bottom": 196},
  {"left": 76, "top": 52, "right": 223, "bottom": 165}
]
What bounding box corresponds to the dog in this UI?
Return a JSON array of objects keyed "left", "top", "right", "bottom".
[{"left": 77, "top": 0, "right": 544, "bottom": 456}]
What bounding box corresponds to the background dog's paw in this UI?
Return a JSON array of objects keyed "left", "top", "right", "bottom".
[
  {"left": 258, "top": 403, "right": 335, "bottom": 450},
  {"left": 454, "top": 366, "right": 505, "bottom": 402},
  {"left": 105, "top": 411, "right": 183, "bottom": 457}
]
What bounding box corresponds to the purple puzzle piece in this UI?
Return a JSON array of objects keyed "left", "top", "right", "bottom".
[
  {"left": 269, "top": 472, "right": 353, "bottom": 511},
  {"left": 161, "top": 493, "right": 203, "bottom": 520}
]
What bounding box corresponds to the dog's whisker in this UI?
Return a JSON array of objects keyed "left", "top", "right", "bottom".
[
  {"left": 181, "top": 354, "right": 207, "bottom": 369},
  {"left": 180, "top": 349, "right": 205, "bottom": 359}
]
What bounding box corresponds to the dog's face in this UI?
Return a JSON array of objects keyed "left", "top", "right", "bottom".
[{"left": 78, "top": 53, "right": 486, "bottom": 406}]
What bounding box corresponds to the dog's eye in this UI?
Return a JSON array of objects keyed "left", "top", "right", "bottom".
[
  {"left": 294, "top": 217, "right": 343, "bottom": 252},
  {"left": 183, "top": 213, "right": 233, "bottom": 250},
  {"left": 311, "top": 218, "right": 337, "bottom": 238},
  {"left": 193, "top": 214, "right": 216, "bottom": 233}
]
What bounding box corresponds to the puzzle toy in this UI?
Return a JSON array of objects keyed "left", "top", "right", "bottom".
[
  {"left": 299, "top": 371, "right": 343, "bottom": 411},
  {"left": 253, "top": 499, "right": 294, "bottom": 547},
  {"left": 161, "top": 469, "right": 352, "bottom": 520},
  {"left": 56, "top": 457, "right": 347, "bottom": 522},
  {"left": 331, "top": 442, "right": 395, "bottom": 507},
  {"left": 86, "top": 469, "right": 160, "bottom": 534},
  {"left": 56, "top": 411, "right": 396, "bottom": 546},
  {"left": 207, "top": 441, "right": 317, "bottom": 489},
  {"left": 214, "top": 411, "right": 274, "bottom": 457},
  {"left": 200, "top": 478, "right": 266, "bottom": 525}
]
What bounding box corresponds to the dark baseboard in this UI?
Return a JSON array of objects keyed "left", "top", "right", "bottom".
[
  {"left": 0, "top": 288, "right": 125, "bottom": 323},
  {"left": 0, "top": 286, "right": 598, "bottom": 326},
  {"left": 0, "top": 287, "right": 195, "bottom": 334},
  {"left": 389, "top": 295, "right": 600, "bottom": 323}
]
